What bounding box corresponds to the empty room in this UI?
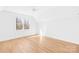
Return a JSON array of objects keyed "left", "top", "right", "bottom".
[{"left": 0, "top": 6, "right": 79, "bottom": 53}]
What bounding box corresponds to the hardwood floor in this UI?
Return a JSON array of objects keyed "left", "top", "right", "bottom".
[{"left": 0, "top": 35, "right": 79, "bottom": 53}]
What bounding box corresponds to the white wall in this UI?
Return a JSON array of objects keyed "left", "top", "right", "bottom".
[
  {"left": 41, "top": 16, "right": 79, "bottom": 44},
  {"left": 0, "top": 6, "right": 79, "bottom": 44},
  {"left": 36, "top": 6, "right": 79, "bottom": 44},
  {"left": 0, "top": 10, "right": 39, "bottom": 41}
]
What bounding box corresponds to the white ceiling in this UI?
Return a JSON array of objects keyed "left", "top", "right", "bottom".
[{"left": 0, "top": 6, "right": 79, "bottom": 22}]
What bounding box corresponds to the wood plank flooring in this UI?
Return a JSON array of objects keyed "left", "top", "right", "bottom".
[{"left": 0, "top": 35, "right": 79, "bottom": 53}]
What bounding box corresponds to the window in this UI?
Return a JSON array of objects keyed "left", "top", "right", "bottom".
[
  {"left": 24, "top": 19, "right": 29, "bottom": 29},
  {"left": 16, "top": 16, "right": 30, "bottom": 30},
  {"left": 16, "top": 17, "right": 23, "bottom": 30}
]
